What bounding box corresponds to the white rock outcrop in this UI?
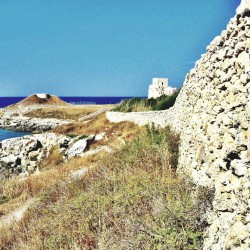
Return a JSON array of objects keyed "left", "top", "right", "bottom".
[
  {"left": 0, "top": 134, "right": 97, "bottom": 179},
  {"left": 64, "top": 135, "right": 94, "bottom": 158},
  {"left": 35, "top": 93, "right": 51, "bottom": 99}
]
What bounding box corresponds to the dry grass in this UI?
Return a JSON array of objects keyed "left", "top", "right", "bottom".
[
  {"left": 54, "top": 114, "right": 140, "bottom": 148},
  {"left": 0, "top": 149, "right": 106, "bottom": 217},
  {"left": 25, "top": 105, "right": 113, "bottom": 121},
  {"left": 0, "top": 116, "right": 140, "bottom": 218},
  {"left": 18, "top": 94, "right": 69, "bottom": 106},
  {"left": 53, "top": 113, "right": 112, "bottom": 134},
  {"left": 0, "top": 105, "right": 213, "bottom": 249},
  {"left": 0, "top": 126, "right": 213, "bottom": 249},
  {"left": 0, "top": 146, "right": 115, "bottom": 248}
]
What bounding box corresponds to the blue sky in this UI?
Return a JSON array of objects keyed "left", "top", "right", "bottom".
[{"left": 0, "top": 0, "right": 240, "bottom": 97}]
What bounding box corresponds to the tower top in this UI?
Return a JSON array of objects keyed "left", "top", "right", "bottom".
[{"left": 237, "top": 0, "right": 250, "bottom": 14}]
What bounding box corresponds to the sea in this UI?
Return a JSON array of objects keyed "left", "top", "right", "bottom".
[
  {"left": 0, "top": 96, "right": 143, "bottom": 108},
  {"left": 0, "top": 129, "right": 30, "bottom": 141}
]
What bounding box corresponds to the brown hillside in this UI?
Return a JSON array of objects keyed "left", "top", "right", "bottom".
[{"left": 10, "top": 94, "right": 70, "bottom": 108}]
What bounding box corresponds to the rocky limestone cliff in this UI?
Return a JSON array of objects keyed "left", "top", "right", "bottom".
[{"left": 107, "top": 2, "right": 250, "bottom": 249}]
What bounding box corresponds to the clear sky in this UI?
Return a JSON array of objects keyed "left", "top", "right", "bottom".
[{"left": 0, "top": 0, "right": 241, "bottom": 97}]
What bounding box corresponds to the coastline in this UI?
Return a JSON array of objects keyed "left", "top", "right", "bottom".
[
  {"left": 0, "top": 128, "right": 30, "bottom": 141},
  {"left": 0, "top": 96, "right": 143, "bottom": 108},
  {"left": 0, "top": 101, "right": 116, "bottom": 178},
  {"left": 0, "top": 115, "right": 71, "bottom": 132}
]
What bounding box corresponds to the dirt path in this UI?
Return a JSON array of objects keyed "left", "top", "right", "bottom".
[
  {"left": 0, "top": 198, "right": 36, "bottom": 228},
  {"left": 0, "top": 166, "right": 91, "bottom": 229}
]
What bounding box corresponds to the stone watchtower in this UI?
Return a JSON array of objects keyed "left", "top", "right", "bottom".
[{"left": 148, "top": 78, "right": 176, "bottom": 99}]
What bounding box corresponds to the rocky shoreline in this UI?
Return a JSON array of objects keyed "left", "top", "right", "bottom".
[
  {"left": 0, "top": 132, "right": 106, "bottom": 180},
  {"left": 0, "top": 115, "right": 71, "bottom": 132},
  {"left": 0, "top": 102, "right": 108, "bottom": 179}
]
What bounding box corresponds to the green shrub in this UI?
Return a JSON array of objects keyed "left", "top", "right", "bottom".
[
  {"left": 0, "top": 195, "right": 9, "bottom": 205},
  {"left": 113, "top": 88, "right": 181, "bottom": 112},
  {"left": 152, "top": 90, "right": 180, "bottom": 111},
  {"left": 112, "top": 98, "right": 149, "bottom": 112}
]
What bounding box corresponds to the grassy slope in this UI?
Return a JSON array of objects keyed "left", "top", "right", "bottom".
[
  {"left": 0, "top": 116, "right": 140, "bottom": 215},
  {"left": 53, "top": 114, "right": 140, "bottom": 149},
  {"left": 0, "top": 123, "right": 213, "bottom": 249}
]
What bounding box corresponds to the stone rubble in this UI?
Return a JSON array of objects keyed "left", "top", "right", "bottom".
[{"left": 0, "top": 133, "right": 100, "bottom": 179}]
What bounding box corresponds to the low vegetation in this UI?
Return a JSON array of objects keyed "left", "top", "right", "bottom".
[
  {"left": 0, "top": 124, "right": 213, "bottom": 249},
  {"left": 0, "top": 118, "right": 139, "bottom": 219},
  {"left": 25, "top": 105, "right": 113, "bottom": 121},
  {"left": 113, "top": 89, "right": 181, "bottom": 112},
  {"left": 53, "top": 114, "right": 140, "bottom": 148}
]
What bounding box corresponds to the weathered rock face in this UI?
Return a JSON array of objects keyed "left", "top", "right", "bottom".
[
  {"left": 0, "top": 115, "right": 70, "bottom": 132},
  {"left": 0, "top": 134, "right": 96, "bottom": 179},
  {"left": 0, "top": 133, "right": 65, "bottom": 179},
  {"left": 64, "top": 135, "right": 94, "bottom": 158},
  {"left": 107, "top": 5, "right": 250, "bottom": 249}
]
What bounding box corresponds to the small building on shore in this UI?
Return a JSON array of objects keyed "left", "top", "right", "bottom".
[{"left": 148, "top": 78, "right": 176, "bottom": 99}]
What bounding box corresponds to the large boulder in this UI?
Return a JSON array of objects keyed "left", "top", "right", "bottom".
[{"left": 65, "top": 135, "right": 95, "bottom": 158}]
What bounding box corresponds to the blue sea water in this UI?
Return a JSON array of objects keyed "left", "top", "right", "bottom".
[
  {"left": 0, "top": 129, "right": 30, "bottom": 141},
  {"left": 0, "top": 96, "right": 143, "bottom": 108}
]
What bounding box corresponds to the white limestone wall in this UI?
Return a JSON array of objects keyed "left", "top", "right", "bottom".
[
  {"left": 107, "top": 4, "right": 250, "bottom": 249},
  {"left": 106, "top": 108, "right": 175, "bottom": 129},
  {"left": 237, "top": 0, "right": 250, "bottom": 14}
]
